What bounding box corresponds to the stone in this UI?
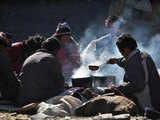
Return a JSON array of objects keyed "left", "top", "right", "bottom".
[{"left": 75, "top": 95, "right": 139, "bottom": 117}]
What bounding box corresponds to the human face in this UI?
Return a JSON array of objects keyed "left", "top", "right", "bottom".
[
  {"left": 59, "top": 35, "right": 71, "bottom": 45},
  {"left": 105, "top": 19, "right": 112, "bottom": 28},
  {"left": 118, "top": 48, "right": 130, "bottom": 60}
]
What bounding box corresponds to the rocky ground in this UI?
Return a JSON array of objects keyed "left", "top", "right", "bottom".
[{"left": 0, "top": 112, "right": 151, "bottom": 120}]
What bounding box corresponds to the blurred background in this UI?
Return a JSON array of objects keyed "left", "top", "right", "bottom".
[{"left": 0, "top": 0, "right": 160, "bottom": 41}]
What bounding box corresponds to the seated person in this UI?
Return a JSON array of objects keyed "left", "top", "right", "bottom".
[
  {"left": 6, "top": 34, "right": 46, "bottom": 74},
  {"left": 107, "top": 34, "right": 160, "bottom": 112},
  {"left": 0, "top": 32, "right": 20, "bottom": 101},
  {"left": 16, "top": 37, "right": 65, "bottom": 106},
  {"left": 51, "top": 21, "right": 80, "bottom": 84}
]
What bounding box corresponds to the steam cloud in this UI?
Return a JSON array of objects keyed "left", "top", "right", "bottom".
[{"left": 72, "top": 9, "right": 160, "bottom": 85}]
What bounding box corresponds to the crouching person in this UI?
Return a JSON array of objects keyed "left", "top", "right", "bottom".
[
  {"left": 107, "top": 34, "right": 160, "bottom": 113},
  {"left": 16, "top": 37, "right": 65, "bottom": 106},
  {"left": 0, "top": 32, "right": 20, "bottom": 101}
]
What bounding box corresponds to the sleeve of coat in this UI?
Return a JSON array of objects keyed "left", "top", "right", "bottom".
[
  {"left": 116, "top": 57, "right": 127, "bottom": 68},
  {"left": 117, "top": 57, "right": 146, "bottom": 95}
]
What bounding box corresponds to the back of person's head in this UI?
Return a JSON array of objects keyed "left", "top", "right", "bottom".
[
  {"left": 0, "top": 32, "right": 11, "bottom": 48},
  {"left": 41, "top": 37, "right": 61, "bottom": 52},
  {"left": 116, "top": 34, "right": 137, "bottom": 51},
  {"left": 24, "top": 34, "right": 46, "bottom": 52}
]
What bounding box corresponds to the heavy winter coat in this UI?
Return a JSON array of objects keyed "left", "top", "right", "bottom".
[
  {"left": 117, "top": 49, "right": 160, "bottom": 111},
  {"left": 16, "top": 50, "right": 65, "bottom": 106}
]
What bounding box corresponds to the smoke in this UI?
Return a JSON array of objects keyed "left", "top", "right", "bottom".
[
  {"left": 72, "top": 19, "right": 124, "bottom": 85},
  {"left": 139, "top": 34, "right": 160, "bottom": 67},
  {"left": 72, "top": 2, "right": 160, "bottom": 85},
  {"left": 158, "top": 68, "right": 160, "bottom": 75}
]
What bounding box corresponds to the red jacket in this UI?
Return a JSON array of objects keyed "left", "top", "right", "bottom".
[{"left": 6, "top": 42, "right": 25, "bottom": 73}]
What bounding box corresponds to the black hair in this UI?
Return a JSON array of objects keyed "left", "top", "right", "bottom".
[
  {"left": 23, "top": 34, "right": 46, "bottom": 58},
  {"left": 5, "top": 32, "right": 12, "bottom": 39},
  {"left": 41, "top": 37, "right": 61, "bottom": 52},
  {"left": 24, "top": 34, "right": 46, "bottom": 51},
  {"left": 106, "top": 15, "right": 119, "bottom": 24},
  {"left": 116, "top": 34, "right": 137, "bottom": 51}
]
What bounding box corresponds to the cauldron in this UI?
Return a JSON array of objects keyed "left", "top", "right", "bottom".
[
  {"left": 72, "top": 77, "right": 92, "bottom": 88},
  {"left": 72, "top": 75, "right": 116, "bottom": 88}
]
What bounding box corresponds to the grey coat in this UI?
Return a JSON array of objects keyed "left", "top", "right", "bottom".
[
  {"left": 17, "top": 50, "right": 64, "bottom": 105},
  {"left": 117, "top": 49, "right": 160, "bottom": 110}
]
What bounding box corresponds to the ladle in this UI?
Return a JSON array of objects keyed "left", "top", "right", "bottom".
[{"left": 88, "top": 62, "right": 106, "bottom": 71}]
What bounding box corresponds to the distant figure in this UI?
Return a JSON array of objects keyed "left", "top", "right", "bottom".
[
  {"left": 6, "top": 34, "right": 46, "bottom": 74},
  {"left": 82, "top": 15, "right": 123, "bottom": 58},
  {"left": 0, "top": 32, "right": 20, "bottom": 101},
  {"left": 52, "top": 21, "right": 80, "bottom": 85},
  {"left": 16, "top": 37, "right": 64, "bottom": 106},
  {"left": 97, "top": 15, "right": 123, "bottom": 55},
  {"left": 107, "top": 34, "right": 160, "bottom": 112}
]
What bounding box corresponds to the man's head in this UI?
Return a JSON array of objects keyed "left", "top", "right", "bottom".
[
  {"left": 0, "top": 32, "right": 11, "bottom": 49},
  {"left": 54, "top": 22, "right": 71, "bottom": 45},
  {"left": 23, "top": 34, "right": 46, "bottom": 57},
  {"left": 105, "top": 15, "right": 119, "bottom": 28},
  {"left": 116, "top": 34, "right": 137, "bottom": 59},
  {"left": 41, "top": 37, "right": 61, "bottom": 53}
]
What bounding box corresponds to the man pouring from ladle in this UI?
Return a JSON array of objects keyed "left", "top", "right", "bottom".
[{"left": 90, "top": 33, "right": 160, "bottom": 113}]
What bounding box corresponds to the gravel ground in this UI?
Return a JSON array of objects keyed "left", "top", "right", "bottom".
[{"left": 0, "top": 112, "right": 152, "bottom": 120}]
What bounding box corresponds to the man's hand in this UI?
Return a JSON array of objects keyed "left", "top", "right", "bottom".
[
  {"left": 107, "top": 58, "right": 119, "bottom": 64},
  {"left": 105, "top": 85, "right": 124, "bottom": 96}
]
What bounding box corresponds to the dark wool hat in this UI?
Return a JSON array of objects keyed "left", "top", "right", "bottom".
[
  {"left": 55, "top": 22, "right": 71, "bottom": 36},
  {"left": 41, "top": 37, "right": 61, "bottom": 52}
]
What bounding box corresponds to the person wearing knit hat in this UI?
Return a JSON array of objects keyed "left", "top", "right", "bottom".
[
  {"left": 53, "top": 21, "right": 79, "bottom": 46},
  {"left": 51, "top": 21, "right": 80, "bottom": 86}
]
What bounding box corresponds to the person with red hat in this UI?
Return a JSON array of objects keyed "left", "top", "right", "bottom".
[
  {"left": 0, "top": 32, "right": 20, "bottom": 101},
  {"left": 51, "top": 21, "right": 80, "bottom": 86}
]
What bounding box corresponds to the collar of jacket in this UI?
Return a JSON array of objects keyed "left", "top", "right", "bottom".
[{"left": 127, "top": 49, "right": 140, "bottom": 61}]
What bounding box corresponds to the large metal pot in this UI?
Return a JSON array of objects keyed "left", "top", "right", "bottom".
[
  {"left": 72, "top": 77, "right": 92, "bottom": 88},
  {"left": 72, "top": 75, "right": 116, "bottom": 88}
]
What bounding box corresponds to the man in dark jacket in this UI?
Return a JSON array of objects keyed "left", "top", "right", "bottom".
[
  {"left": 16, "top": 37, "right": 65, "bottom": 106},
  {"left": 107, "top": 34, "right": 160, "bottom": 111}
]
